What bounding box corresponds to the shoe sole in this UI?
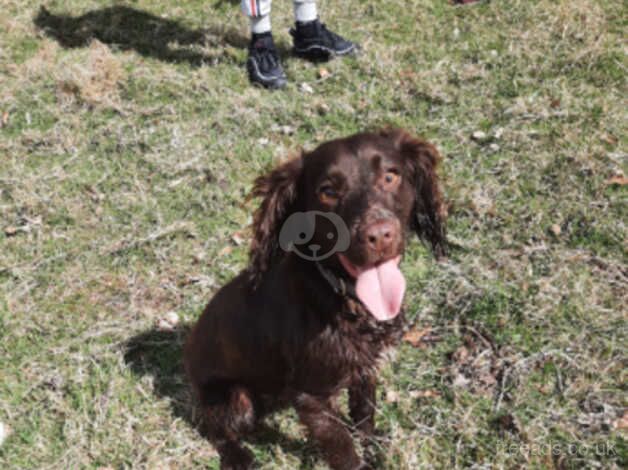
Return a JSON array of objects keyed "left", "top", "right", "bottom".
[{"left": 293, "top": 43, "right": 357, "bottom": 60}]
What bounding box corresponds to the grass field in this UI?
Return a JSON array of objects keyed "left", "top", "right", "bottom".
[{"left": 1, "top": 0, "right": 626, "bottom": 468}]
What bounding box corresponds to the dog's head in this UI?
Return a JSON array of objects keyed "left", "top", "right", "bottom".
[{"left": 249, "top": 129, "right": 447, "bottom": 320}]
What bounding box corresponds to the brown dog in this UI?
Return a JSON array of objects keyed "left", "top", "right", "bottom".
[{"left": 184, "top": 129, "right": 446, "bottom": 469}]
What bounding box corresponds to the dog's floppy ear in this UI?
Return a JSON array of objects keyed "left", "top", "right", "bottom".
[
  {"left": 382, "top": 128, "right": 447, "bottom": 258},
  {"left": 248, "top": 155, "right": 303, "bottom": 284}
]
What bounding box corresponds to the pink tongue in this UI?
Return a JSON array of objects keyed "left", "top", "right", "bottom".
[{"left": 354, "top": 259, "right": 406, "bottom": 321}]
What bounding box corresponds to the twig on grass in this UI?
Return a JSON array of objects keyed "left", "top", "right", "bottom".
[{"left": 103, "top": 221, "right": 196, "bottom": 255}]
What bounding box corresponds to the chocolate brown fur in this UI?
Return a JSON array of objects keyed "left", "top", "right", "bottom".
[{"left": 184, "top": 129, "right": 446, "bottom": 469}]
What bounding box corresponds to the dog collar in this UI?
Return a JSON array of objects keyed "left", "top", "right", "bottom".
[{"left": 314, "top": 261, "right": 358, "bottom": 300}]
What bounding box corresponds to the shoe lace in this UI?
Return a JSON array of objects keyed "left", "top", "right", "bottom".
[{"left": 253, "top": 40, "right": 279, "bottom": 68}]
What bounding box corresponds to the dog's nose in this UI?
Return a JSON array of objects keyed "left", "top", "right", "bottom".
[{"left": 365, "top": 220, "right": 397, "bottom": 255}]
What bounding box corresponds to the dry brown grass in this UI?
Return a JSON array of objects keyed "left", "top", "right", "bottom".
[{"left": 55, "top": 40, "right": 125, "bottom": 109}]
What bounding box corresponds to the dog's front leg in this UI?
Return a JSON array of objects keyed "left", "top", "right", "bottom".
[
  {"left": 349, "top": 375, "right": 376, "bottom": 438},
  {"left": 295, "top": 393, "right": 369, "bottom": 470},
  {"left": 349, "top": 375, "right": 380, "bottom": 466}
]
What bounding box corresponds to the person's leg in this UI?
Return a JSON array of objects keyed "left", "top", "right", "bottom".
[
  {"left": 291, "top": 0, "right": 358, "bottom": 61},
  {"left": 242, "top": 0, "right": 287, "bottom": 89},
  {"left": 293, "top": 0, "right": 318, "bottom": 23},
  {"left": 243, "top": 0, "right": 271, "bottom": 34}
]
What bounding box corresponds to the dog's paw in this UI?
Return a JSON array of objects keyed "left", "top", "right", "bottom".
[{"left": 220, "top": 445, "right": 255, "bottom": 470}]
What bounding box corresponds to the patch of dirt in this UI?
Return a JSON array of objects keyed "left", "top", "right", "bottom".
[{"left": 55, "top": 40, "right": 124, "bottom": 109}]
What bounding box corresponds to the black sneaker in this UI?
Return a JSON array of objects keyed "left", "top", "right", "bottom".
[
  {"left": 290, "top": 19, "right": 357, "bottom": 61},
  {"left": 247, "top": 33, "right": 287, "bottom": 89}
]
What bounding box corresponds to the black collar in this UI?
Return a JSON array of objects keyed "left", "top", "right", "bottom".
[
  {"left": 314, "top": 261, "right": 365, "bottom": 319},
  {"left": 314, "top": 261, "right": 359, "bottom": 301}
]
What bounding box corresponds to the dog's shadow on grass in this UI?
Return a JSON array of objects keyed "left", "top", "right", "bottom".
[
  {"left": 34, "top": 4, "right": 289, "bottom": 66},
  {"left": 124, "top": 326, "right": 195, "bottom": 425},
  {"left": 123, "top": 326, "right": 315, "bottom": 464}
]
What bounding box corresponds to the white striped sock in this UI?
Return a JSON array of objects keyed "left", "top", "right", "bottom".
[{"left": 250, "top": 14, "right": 271, "bottom": 34}]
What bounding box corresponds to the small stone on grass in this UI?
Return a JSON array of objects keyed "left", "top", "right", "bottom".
[
  {"left": 300, "top": 82, "right": 314, "bottom": 94},
  {"left": 471, "top": 130, "right": 488, "bottom": 142},
  {"left": 156, "top": 311, "right": 179, "bottom": 331},
  {"left": 0, "top": 422, "right": 9, "bottom": 446},
  {"left": 385, "top": 390, "right": 399, "bottom": 403}
]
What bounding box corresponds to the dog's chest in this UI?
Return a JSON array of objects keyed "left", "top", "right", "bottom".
[
  {"left": 296, "top": 306, "right": 405, "bottom": 390},
  {"left": 337, "top": 308, "right": 404, "bottom": 376}
]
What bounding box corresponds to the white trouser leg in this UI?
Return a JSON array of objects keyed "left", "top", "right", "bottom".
[
  {"left": 241, "top": 0, "right": 271, "bottom": 17},
  {"left": 242, "top": 0, "right": 272, "bottom": 33}
]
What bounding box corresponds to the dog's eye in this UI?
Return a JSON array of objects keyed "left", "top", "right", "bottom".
[
  {"left": 382, "top": 170, "right": 400, "bottom": 189},
  {"left": 318, "top": 185, "right": 339, "bottom": 205}
]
